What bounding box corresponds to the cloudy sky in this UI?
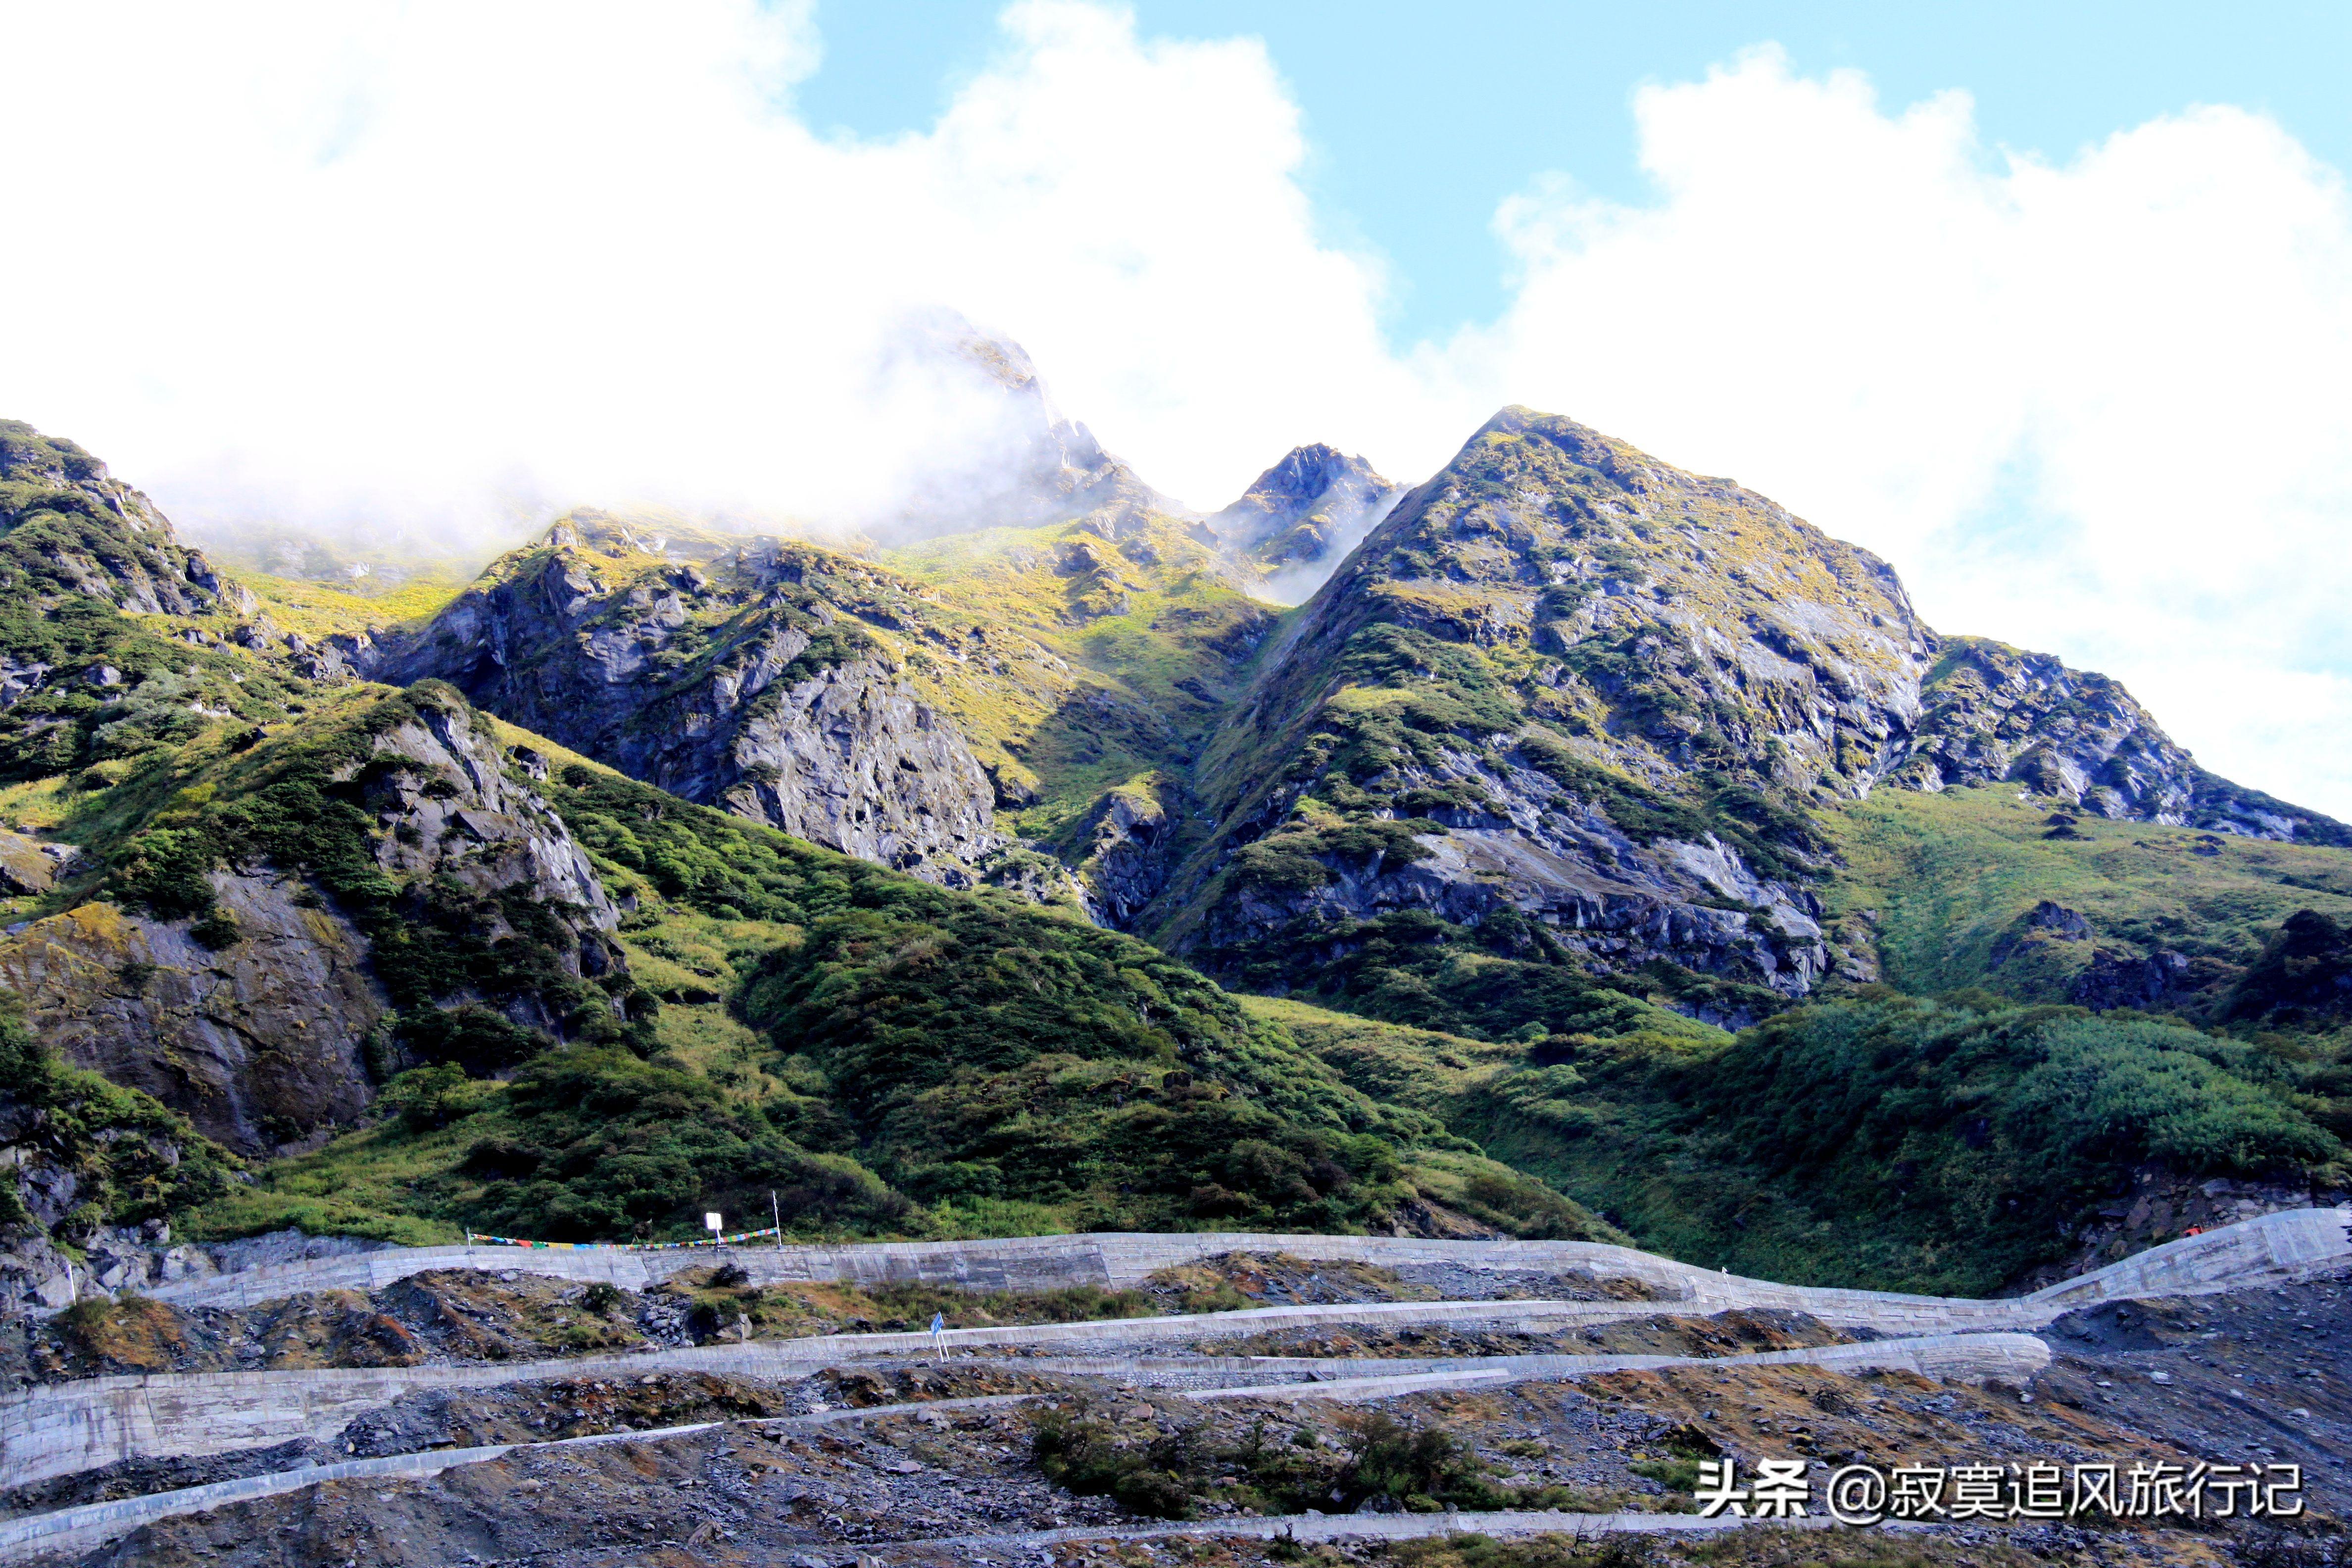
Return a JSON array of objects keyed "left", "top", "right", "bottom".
[{"left": 6, "top": 1, "right": 2352, "bottom": 816}]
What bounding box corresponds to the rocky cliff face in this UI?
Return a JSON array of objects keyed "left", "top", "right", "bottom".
[
  {"left": 0, "top": 420, "right": 254, "bottom": 618},
  {"left": 1059, "top": 776, "right": 1176, "bottom": 928},
  {"left": 1210, "top": 444, "right": 1398, "bottom": 577},
  {"left": 0, "top": 696, "right": 619, "bottom": 1155},
  {"left": 369, "top": 517, "right": 1003, "bottom": 882},
  {"left": 361, "top": 700, "right": 622, "bottom": 944},
  {"left": 0, "top": 884, "right": 383, "bottom": 1157},
  {"left": 1903, "top": 637, "right": 2347, "bottom": 840}
]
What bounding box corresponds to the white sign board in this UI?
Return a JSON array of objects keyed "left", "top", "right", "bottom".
[{"left": 704, "top": 1212, "right": 723, "bottom": 1233}]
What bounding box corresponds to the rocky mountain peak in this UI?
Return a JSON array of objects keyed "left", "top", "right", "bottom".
[
  {"left": 1294, "top": 405, "right": 1935, "bottom": 796},
  {"left": 1210, "top": 443, "right": 1398, "bottom": 582},
  {"left": 0, "top": 420, "right": 256, "bottom": 618},
  {"left": 1145, "top": 405, "right": 2345, "bottom": 1020},
  {"left": 878, "top": 317, "right": 1189, "bottom": 543}
]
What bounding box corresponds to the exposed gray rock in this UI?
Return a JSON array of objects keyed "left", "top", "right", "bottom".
[
  {"left": 364, "top": 703, "right": 619, "bottom": 929},
  {"left": 366, "top": 521, "right": 1002, "bottom": 883},
  {"left": 0, "top": 702, "right": 618, "bottom": 1154},
  {"left": 1210, "top": 443, "right": 1399, "bottom": 600},
  {"left": 2069, "top": 949, "right": 2196, "bottom": 1012},
  {"left": 0, "top": 872, "right": 384, "bottom": 1156},
  {"left": 1196, "top": 750, "right": 1828, "bottom": 1002},
  {"left": 201, "top": 1227, "right": 399, "bottom": 1275},
  {"left": 1069, "top": 781, "right": 1176, "bottom": 928},
  {"left": 0, "top": 1221, "right": 218, "bottom": 1315},
  {"left": 1158, "top": 406, "right": 2348, "bottom": 1003},
  {"left": 1903, "top": 638, "right": 2195, "bottom": 818},
  {"left": 1898, "top": 637, "right": 2349, "bottom": 844},
  {"left": 1988, "top": 900, "right": 2092, "bottom": 967},
  {"left": 715, "top": 653, "right": 999, "bottom": 880},
  {"left": 0, "top": 659, "right": 49, "bottom": 711}
]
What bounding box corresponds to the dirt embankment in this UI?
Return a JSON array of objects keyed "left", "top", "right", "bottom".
[{"left": 1207, "top": 1308, "right": 1855, "bottom": 1361}]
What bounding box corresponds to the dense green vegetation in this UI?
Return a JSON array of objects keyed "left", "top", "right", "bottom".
[
  {"left": 546, "top": 760, "right": 1603, "bottom": 1238},
  {"left": 192, "top": 747, "right": 1612, "bottom": 1245},
  {"left": 1030, "top": 1400, "right": 1593, "bottom": 1521},
  {"left": 1281, "top": 987, "right": 2350, "bottom": 1294},
  {"left": 451, "top": 1046, "right": 912, "bottom": 1240},
  {"left": 2226, "top": 908, "right": 2352, "bottom": 1029},
  {"left": 98, "top": 683, "right": 647, "bottom": 1045},
  {"left": 0, "top": 1008, "right": 238, "bottom": 1241}
]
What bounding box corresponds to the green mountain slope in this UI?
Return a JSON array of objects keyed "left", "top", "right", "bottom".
[
  {"left": 0, "top": 420, "right": 1606, "bottom": 1245},
  {"left": 3, "top": 395, "right": 2350, "bottom": 1299},
  {"left": 1257, "top": 988, "right": 2347, "bottom": 1295},
  {"left": 1141, "top": 407, "right": 2344, "bottom": 1035},
  {"left": 196, "top": 731, "right": 1609, "bottom": 1246},
  {"left": 1824, "top": 782, "right": 2352, "bottom": 1013}
]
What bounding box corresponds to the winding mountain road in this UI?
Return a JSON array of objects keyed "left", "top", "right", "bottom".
[{"left": 1, "top": 1208, "right": 2341, "bottom": 1563}]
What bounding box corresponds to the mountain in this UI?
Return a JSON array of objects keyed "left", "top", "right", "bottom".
[
  {"left": 0, "top": 421, "right": 255, "bottom": 622},
  {"left": 0, "top": 429, "right": 1597, "bottom": 1263},
  {"left": 1144, "top": 407, "right": 2346, "bottom": 1028},
  {"left": 876, "top": 314, "right": 1193, "bottom": 543},
  {"left": 0, "top": 386, "right": 2343, "bottom": 1305},
  {"left": 1208, "top": 443, "right": 1399, "bottom": 602}
]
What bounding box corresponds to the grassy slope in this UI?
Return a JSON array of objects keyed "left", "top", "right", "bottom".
[
  {"left": 1823, "top": 784, "right": 2352, "bottom": 1004},
  {"left": 1253, "top": 976, "right": 2349, "bottom": 1295},
  {"left": 881, "top": 513, "right": 1274, "bottom": 842},
  {"left": 228, "top": 569, "right": 469, "bottom": 641},
  {"left": 187, "top": 715, "right": 1612, "bottom": 1247}
]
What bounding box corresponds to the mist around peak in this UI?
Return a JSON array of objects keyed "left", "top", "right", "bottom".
[{"left": 1209, "top": 442, "right": 1402, "bottom": 605}]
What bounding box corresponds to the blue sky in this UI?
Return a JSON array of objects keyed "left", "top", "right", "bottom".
[
  {"left": 797, "top": 1, "right": 2352, "bottom": 345},
  {"left": 8, "top": 2, "right": 2352, "bottom": 813}
]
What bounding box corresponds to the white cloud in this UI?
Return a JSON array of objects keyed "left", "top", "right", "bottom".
[
  {"left": 4, "top": 9, "right": 2351, "bottom": 814},
  {"left": 0, "top": 0, "right": 1426, "bottom": 539},
  {"left": 1461, "top": 48, "right": 2352, "bottom": 817}
]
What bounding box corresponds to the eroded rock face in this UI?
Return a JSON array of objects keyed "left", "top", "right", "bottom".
[
  {"left": 368, "top": 523, "right": 1002, "bottom": 883},
  {"left": 0, "top": 1223, "right": 220, "bottom": 1316},
  {"left": 1903, "top": 638, "right": 2205, "bottom": 824},
  {"left": 1157, "top": 406, "right": 2347, "bottom": 1007},
  {"left": 1069, "top": 781, "right": 1176, "bottom": 928},
  {"left": 0, "top": 702, "right": 617, "bottom": 1155},
  {"left": 714, "top": 652, "right": 998, "bottom": 879},
  {"left": 363, "top": 702, "right": 619, "bottom": 929},
  {"left": 1195, "top": 739, "right": 1827, "bottom": 1001},
  {"left": 0, "top": 421, "right": 254, "bottom": 619},
  {"left": 0, "top": 882, "right": 382, "bottom": 1156},
  {"left": 1161, "top": 408, "right": 1893, "bottom": 997}
]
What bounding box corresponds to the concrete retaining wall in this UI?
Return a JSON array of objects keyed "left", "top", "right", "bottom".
[
  {"left": 0, "top": 1318, "right": 2052, "bottom": 1496},
  {"left": 5, "top": 1210, "right": 2334, "bottom": 1514},
  {"left": 144, "top": 1209, "right": 2352, "bottom": 1323},
  {"left": 0, "top": 1421, "right": 720, "bottom": 1565},
  {"left": 0, "top": 1331, "right": 2039, "bottom": 1564}
]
